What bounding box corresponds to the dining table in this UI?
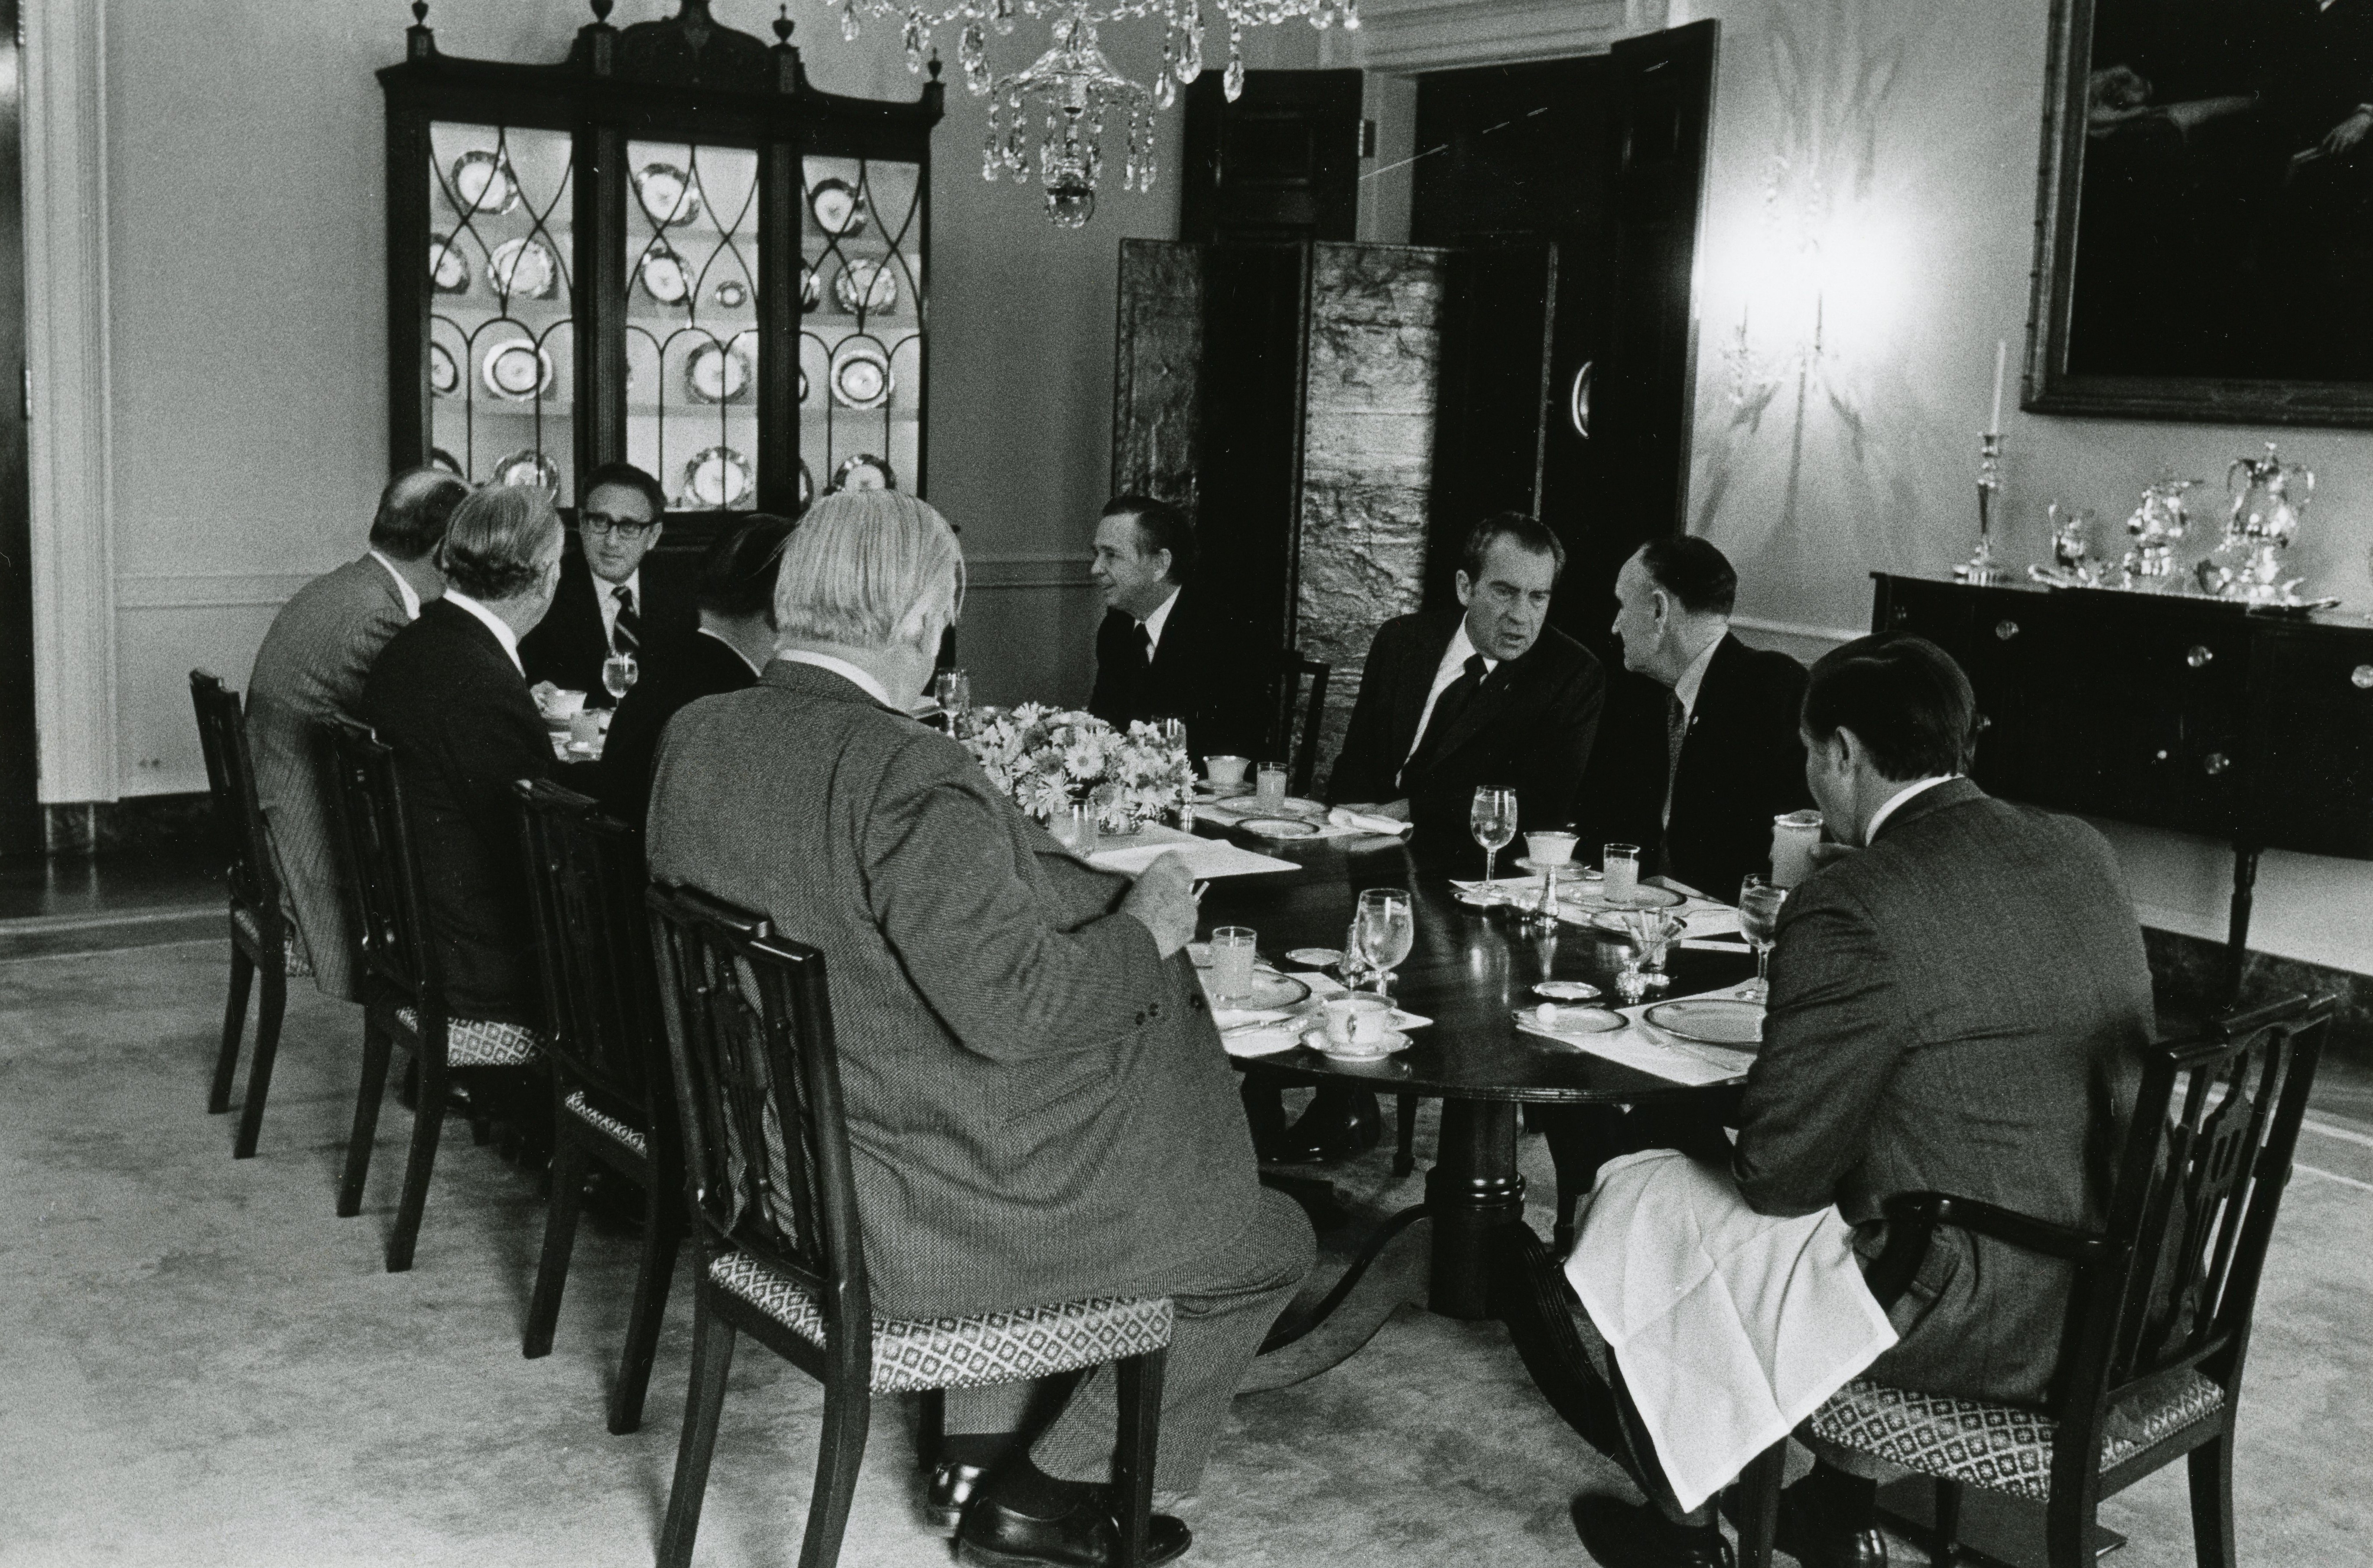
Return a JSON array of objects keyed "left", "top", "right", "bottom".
[{"left": 1186, "top": 822, "right": 1759, "bottom": 1448}]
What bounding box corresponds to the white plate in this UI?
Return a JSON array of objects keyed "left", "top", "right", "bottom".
[
  {"left": 449, "top": 150, "right": 518, "bottom": 216},
  {"left": 488, "top": 237, "right": 558, "bottom": 300},
  {"left": 808, "top": 176, "right": 867, "bottom": 236},
  {"left": 429, "top": 233, "right": 471, "bottom": 294},
  {"left": 1306, "top": 1025, "right": 1410, "bottom": 1060},
  {"left": 634, "top": 162, "right": 700, "bottom": 225},
  {"left": 686, "top": 339, "right": 752, "bottom": 403},
  {"left": 482, "top": 339, "right": 555, "bottom": 401},
  {"left": 1533, "top": 980, "right": 1601, "bottom": 1001},
  {"left": 1515, "top": 857, "right": 1586, "bottom": 875},
  {"left": 1284, "top": 948, "right": 1343, "bottom": 969},
  {"left": 831, "top": 453, "right": 896, "bottom": 493},
  {"left": 830, "top": 341, "right": 893, "bottom": 409},
  {"left": 492, "top": 448, "right": 559, "bottom": 491},
  {"left": 638, "top": 242, "right": 691, "bottom": 305},
  {"left": 429, "top": 342, "right": 461, "bottom": 397},
  {"left": 834, "top": 258, "right": 900, "bottom": 315},
  {"left": 1643, "top": 999, "right": 1765, "bottom": 1049},
  {"left": 715, "top": 277, "right": 751, "bottom": 309},
  {"left": 1518, "top": 1004, "right": 1626, "bottom": 1034},
  {"left": 1240, "top": 817, "right": 1319, "bottom": 839},
  {"left": 680, "top": 445, "right": 753, "bottom": 509},
  {"left": 798, "top": 266, "right": 820, "bottom": 311},
  {"left": 1203, "top": 970, "right": 1311, "bottom": 1010}
]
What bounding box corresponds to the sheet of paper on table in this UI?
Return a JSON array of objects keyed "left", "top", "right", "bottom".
[
  {"left": 1515, "top": 981, "right": 1763, "bottom": 1087},
  {"left": 1087, "top": 824, "right": 1301, "bottom": 880}
]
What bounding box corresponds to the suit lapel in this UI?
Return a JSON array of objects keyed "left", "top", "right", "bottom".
[
  {"left": 1673, "top": 633, "right": 1742, "bottom": 771},
  {"left": 1391, "top": 615, "right": 1460, "bottom": 758},
  {"left": 1430, "top": 639, "right": 1526, "bottom": 763}
]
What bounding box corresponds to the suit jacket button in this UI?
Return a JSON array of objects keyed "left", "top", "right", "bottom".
[
  {"left": 1190, "top": 994, "right": 1206, "bottom": 1012},
  {"left": 1135, "top": 1010, "right": 1147, "bottom": 1026}
]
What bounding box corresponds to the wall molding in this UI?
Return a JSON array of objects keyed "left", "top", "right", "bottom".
[
  {"left": 24, "top": 0, "right": 118, "bottom": 805},
  {"left": 115, "top": 571, "right": 319, "bottom": 611},
  {"left": 967, "top": 552, "right": 1096, "bottom": 594},
  {"left": 1323, "top": 0, "right": 1667, "bottom": 72},
  {"left": 1727, "top": 615, "right": 1859, "bottom": 647}
]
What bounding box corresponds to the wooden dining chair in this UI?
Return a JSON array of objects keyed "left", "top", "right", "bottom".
[
  {"left": 190, "top": 670, "right": 311, "bottom": 1159},
  {"left": 322, "top": 717, "right": 542, "bottom": 1273},
  {"left": 1271, "top": 651, "right": 1331, "bottom": 799},
  {"left": 645, "top": 882, "right": 1174, "bottom": 1568},
  {"left": 1732, "top": 992, "right": 2335, "bottom": 1568},
  {"left": 514, "top": 778, "right": 683, "bottom": 1435}
]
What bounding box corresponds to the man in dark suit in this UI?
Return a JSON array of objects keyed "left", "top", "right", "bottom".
[
  {"left": 361, "top": 484, "right": 563, "bottom": 1032},
  {"left": 594, "top": 513, "right": 790, "bottom": 829},
  {"left": 247, "top": 468, "right": 467, "bottom": 999},
  {"left": 1607, "top": 537, "right": 1813, "bottom": 899},
  {"left": 648, "top": 490, "right": 1310, "bottom": 1568},
  {"left": 520, "top": 461, "right": 694, "bottom": 706},
  {"left": 1327, "top": 512, "right": 1604, "bottom": 864},
  {"left": 1085, "top": 493, "right": 1264, "bottom": 763},
  {"left": 1571, "top": 635, "right": 2155, "bottom": 1568}
]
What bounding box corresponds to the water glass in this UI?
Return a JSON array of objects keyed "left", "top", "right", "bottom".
[
  {"left": 1771, "top": 811, "right": 1824, "bottom": 888},
  {"left": 1354, "top": 887, "right": 1415, "bottom": 996},
  {"left": 601, "top": 652, "right": 639, "bottom": 701},
  {"left": 1255, "top": 763, "right": 1290, "bottom": 812},
  {"left": 1050, "top": 800, "right": 1099, "bottom": 856},
  {"left": 1470, "top": 785, "right": 1519, "bottom": 888},
  {"left": 933, "top": 667, "right": 971, "bottom": 722},
  {"left": 1209, "top": 926, "right": 1258, "bottom": 1003},
  {"left": 1156, "top": 716, "right": 1188, "bottom": 753},
  {"left": 1603, "top": 843, "right": 1641, "bottom": 904},
  {"left": 1739, "top": 876, "right": 1787, "bottom": 1000}
]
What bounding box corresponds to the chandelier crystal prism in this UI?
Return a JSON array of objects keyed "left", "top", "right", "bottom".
[{"left": 812, "top": 0, "right": 1360, "bottom": 227}]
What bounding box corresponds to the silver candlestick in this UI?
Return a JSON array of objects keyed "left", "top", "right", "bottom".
[{"left": 1954, "top": 431, "right": 2009, "bottom": 584}]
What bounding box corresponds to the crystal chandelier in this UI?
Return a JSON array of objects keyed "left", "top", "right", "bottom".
[{"left": 817, "top": 0, "right": 1362, "bottom": 227}]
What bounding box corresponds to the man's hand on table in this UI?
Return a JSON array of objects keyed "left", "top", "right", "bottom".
[
  {"left": 1336, "top": 799, "right": 1412, "bottom": 822},
  {"left": 1121, "top": 850, "right": 1199, "bottom": 960}
]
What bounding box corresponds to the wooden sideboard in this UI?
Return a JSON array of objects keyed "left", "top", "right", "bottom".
[{"left": 1872, "top": 574, "right": 2373, "bottom": 990}]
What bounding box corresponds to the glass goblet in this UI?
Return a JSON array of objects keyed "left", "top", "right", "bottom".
[
  {"left": 1354, "top": 887, "right": 1415, "bottom": 997},
  {"left": 1739, "top": 876, "right": 1787, "bottom": 1000},
  {"left": 1470, "top": 785, "right": 1519, "bottom": 895}
]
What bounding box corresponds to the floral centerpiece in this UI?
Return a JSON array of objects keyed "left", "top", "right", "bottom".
[{"left": 958, "top": 704, "right": 1193, "bottom": 835}]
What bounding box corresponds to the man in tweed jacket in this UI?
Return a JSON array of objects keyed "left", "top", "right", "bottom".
[
  {"left": 647, "top": 491, "right": 1311, "bottom": 1568},
  {"left": 245, "top": 468, "right": 467, "bottom": 998}
]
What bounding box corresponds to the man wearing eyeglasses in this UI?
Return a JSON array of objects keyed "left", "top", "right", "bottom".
[{"left": 520, "top": 461, "right": 694, "bottom": 705}]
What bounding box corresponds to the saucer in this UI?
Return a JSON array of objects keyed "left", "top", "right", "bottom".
[
  {"left": 1533, "top": 980, "right": 1601, "bottom": 1001},
  {"left": 1304, "top": 1025, "right": 1410, "bottom": 1060},
  {"left": 1514, "top": 857, "right": 1586, "bottom": 875},
  {"left": 1284, "top": 947, "right": 1343, "bottom": 969}
]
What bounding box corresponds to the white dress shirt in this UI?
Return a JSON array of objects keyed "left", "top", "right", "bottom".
[
  {"left": 780, "top": 649, "right": 896, "bottom": 709},
  {"left": 442, "top": 590, "right": 524, "bottom": 676},
  {"left": 1138, "top": 585, "right": 1181, "bottom": 656},
  {"left": 1401, "top": 621, "right": 1499, "bottom": 776},
  {"left": 368, "top": 549, "right": 422, "bottom": 621},
  {"left": 700, "top": 625, "right": 764, "bottom": 677},
  {"left": 1865, "top": 774, "right": 1958, "bottom": 842},
  {"left": 596, "top": 569, "right": 643, "bottom": 649}
]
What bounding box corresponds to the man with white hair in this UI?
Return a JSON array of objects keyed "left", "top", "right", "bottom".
[{"left": 647, "top": 490, "right": 1312, "bottom": 1568}]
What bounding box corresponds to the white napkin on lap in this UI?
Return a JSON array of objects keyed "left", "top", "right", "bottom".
[{"left": 1327, "top": 806, "right": 1412, "bottom": 837}]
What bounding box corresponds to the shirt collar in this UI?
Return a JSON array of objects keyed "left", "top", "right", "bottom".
[
  {"left": 1671, "top": 632, "right": 1723, "bottom": 718},
  {"left": 368, "top": 549, "right": 422, "bottom": 621},
  {"left": 778, "top": 649, "right": 895, "bottom": 709},
  {"left": 599, "top": 568, "right": 641, "bottom": 609},
  {"left": 1445, "top": 620, "right": 1498, "bottom": 676},
  {"left": 1139, "top": 585, "right": 1182, "bottom": 653},
  {"left": 700, "top": 624, "right": 764, "bottom": 677},
  {"left": 1866, "top": 774, "right": 1958, "bottom": 843},
  {"left": 442, "top": 591, "right": 523, "bottom": 675}
]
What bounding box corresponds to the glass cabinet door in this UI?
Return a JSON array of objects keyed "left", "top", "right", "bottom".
[
  {"left": 622, "top": 140, "right": 762, "bottom": 513},
  {"left": 803, "top": 156, "right": 925, "bottom": 502},
  {"left": 426, "top": 123, "right": 578, "bottom": 501}
]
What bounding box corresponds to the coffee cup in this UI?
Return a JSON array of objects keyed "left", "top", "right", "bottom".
[
  {"left": 1321, "top": 993, "right": 1393, "bottom": 1052},
  {"left": 1204, "top": 754, "right": 1250, "bottom": 786},
  {"left": 1525, "top": 831, "right": 1577, "bottom": 866}
]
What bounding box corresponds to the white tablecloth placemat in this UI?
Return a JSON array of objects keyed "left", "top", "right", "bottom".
[
  {"left": 1087, "top": 825, "right": 1300, "bottom": 879},
  {"left": 1514, "top": 980, "right": 1763, "bottom": 1086}
]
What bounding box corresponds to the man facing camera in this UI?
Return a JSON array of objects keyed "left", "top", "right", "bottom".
[
  {"left": 1607, "top": 537, "right": 1813, "bottom": 899},
  {"left": 247, "top": 467, "right": 467, "bottom": 999},
  {"left": 520, "top": 461, "right": 693, "bottom": 706},
  {"left": 1329, "top": 512, "right": 1603, "bottom": 862},
  {"left": 595, "top": 512, "right": 792, "bottom": 830},
  {"left": 1569, "top": 635, "right": 2155, "bottom": 1568},
  {"left": 647, "top": 490, "right": 1311, "bottom": 1568},
  {"left": 1086, "top": 493, "right": 1265, "bottom": 762}
]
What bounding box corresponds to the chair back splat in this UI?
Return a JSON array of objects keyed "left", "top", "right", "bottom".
[
  {"left": 517, "top": 779, "right": 663, "bottom": 1128},
  {"left": 322, "top": 717, "right": 437, "bottom": 1012},
  {"left": 646, "top": 884, "right": 870, "bottom": 1369},
  {"left": 190, "top": 671, "right": 283, "bottom": 928},
  {"left": 1272, "top": 652, "right": 1331, "bottom": 799}
]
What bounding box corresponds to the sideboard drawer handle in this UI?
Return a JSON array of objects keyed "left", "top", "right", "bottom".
[
  {"left": 2354, "top": 664, "right": 2373, "bottom": 690},
  {"left": 2186, "top": 644, "right": 2214, "bottom": 669},
  {"left": 2204, "top": 751, "right": 2230, "bottom": 777},
  {"left": 1995, "top": 620, "right": 2020, "bottom": 641}
]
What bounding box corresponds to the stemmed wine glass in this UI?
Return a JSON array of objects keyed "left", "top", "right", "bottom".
[
  {"left": 933, "top": 667, "right": 972, "bottom": 731},
  {"left": 1470, "top": 785, "right": 1519, "bottom": 895},
  {"left": 1354, "top": 887, "right": 1415, "bottom": 997},
  {"left": 602, "top": 650, "right": 639, "bottom": 702},
  {"left": 1739, "top": 875, "right": 1787, "bottom": 1000}
]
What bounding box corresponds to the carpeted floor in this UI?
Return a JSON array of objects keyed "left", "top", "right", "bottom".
[{"left": 5, "top": 935, "right": 2370, "bottom": 1567}]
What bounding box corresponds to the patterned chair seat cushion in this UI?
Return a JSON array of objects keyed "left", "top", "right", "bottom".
[
  {"left": 231, "top": 906, "right": 315, "bottom": 978},
  {"left": 1805, "top": 1371, "right": 2227, "bottom": 1503},
  {"left": 392, "top": 1006, "right": 543, "bottom": 1068},
  {"left": 709, "top": 1250, "right": 1172, "bottom": 1395},
  {"left": 565, "top": 1090, "right": 650, "bottom": 1158}
]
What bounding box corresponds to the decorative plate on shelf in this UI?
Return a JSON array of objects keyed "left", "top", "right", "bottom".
[
  {"left": 830, "top": 453, "right": 896, "bottom": 493},
  {"left": 799, "top": 265, "right": 821, "bottom": 312},
  {"left": 715, "top": 276, "right": 751, "bottom": 310},
  {"left": 829, "top": 341, "right": 893, "bottom": 409},
  {"left": 833, "top": 258, "right": 900, "bottom": 315},
  {"left": 488, "top": 237, "right": 558, "bottom": 301},
  {"left": 681, "top": 446, "right": 754, "bottom": 509},
  {"left": 482, "top": 338, "right": 555, "bottom": 401},
  {"left": 633, "top": 162, "right": 700, "bottom": 226},
  {"left": 429, "top": 342, "right": 462, "bottom": 398},
  {"left": 686, "top": 338, "right": 752, "bottom": 404},
  {"left": 493, "top": 448, "right": 560, "bottom": 491},
  {"left": 449, "top": 150, "right": 519, "bottom": 216},
  {"left": 807, "top": 177, "right": 868, "bottom": 236},
  {"left": 429, "top": 447, "right": 463, "bottom": 477},
  {"left": 798, "top": 459, "right": 815, "bottom": 510},
  {"left": 799, "top": 367, "right": 810, "bottom": 404},
  {"left": 429, "top": 234, "right": 471, "bottom": 294},
  {"left": 637, "top": 242, "right": 691, "bottom": 306}
]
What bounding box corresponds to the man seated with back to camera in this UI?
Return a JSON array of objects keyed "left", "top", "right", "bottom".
[{"left": 1566, "top": 634, "right": 2155, "bottom": 1568}]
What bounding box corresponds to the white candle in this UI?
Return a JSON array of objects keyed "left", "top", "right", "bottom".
[{"left": 1989, "top": 339, "right": 2007, "bottom": 435}]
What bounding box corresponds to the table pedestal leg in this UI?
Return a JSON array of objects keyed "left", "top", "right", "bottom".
[{"left": 1424, "top": 1100, "right": 1525, "bottom": 1320}]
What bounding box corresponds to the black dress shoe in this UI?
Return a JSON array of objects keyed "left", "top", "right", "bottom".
[
  {"left": 956, "top": 1493, "right": 1190, "bottom": 1568},
  {"left": 926, "top": 1460, "right": 991, "bottom": 1534},
  {"left": 1776, "top": 1481, "right": 1887, "bottom": 1568},
  {"left": 1572, "top": 1494, "right": 1734, "bottom": 1568}
]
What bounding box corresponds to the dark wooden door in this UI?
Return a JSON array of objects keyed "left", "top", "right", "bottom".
[
  {"left": 1180, "top": 69, "right": 1364, "bottom": 243},
  {"left": 0, "top": 0, "right": 36, "bottom": 859}
]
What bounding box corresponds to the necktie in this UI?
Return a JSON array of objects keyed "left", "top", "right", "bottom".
[
  {"left": 611, "top": 585, "right": 641, "bottom": 656},
  {"left": 1404, "top": 654, "right": 1488, "bottom": 786},
  {"left": 1660, "top": 691, "right": 1688, "bottom": 870},
  {"left": 1133, "top": 621, "right": 1154, "bottom": 670}
]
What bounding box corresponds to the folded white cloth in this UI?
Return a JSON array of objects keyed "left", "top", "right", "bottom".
[
  {"left": 1327, "top": 806, "right": 1413, "bottom": 837},
  {"left": 1565, "top": 1150, "right": 1898, "bottom": 1514}
]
